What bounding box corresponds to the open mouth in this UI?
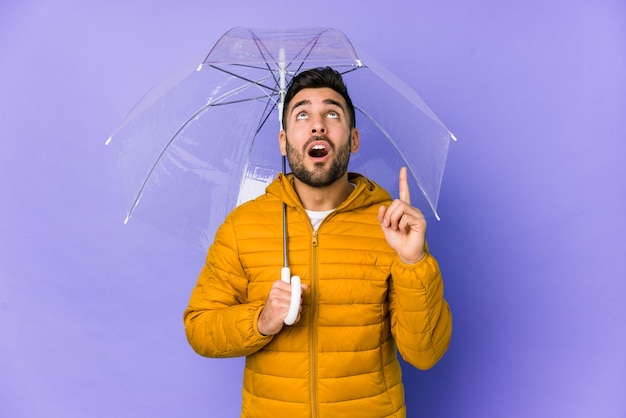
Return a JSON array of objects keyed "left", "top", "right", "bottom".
[{"left": 308, "top": 143, "right": 329, "bottom": 158}]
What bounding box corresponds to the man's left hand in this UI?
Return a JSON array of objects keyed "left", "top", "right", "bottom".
[{"left": 377, "top": 167, "right": 426, "bottom": 264}]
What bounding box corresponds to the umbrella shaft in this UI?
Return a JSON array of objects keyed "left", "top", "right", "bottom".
[{"left": 282, "top": 202, "right": 288, "bottom": 268}]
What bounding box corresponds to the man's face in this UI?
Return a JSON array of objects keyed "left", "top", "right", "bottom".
[{"left": 279, "top": 87, "right": 359, "bottom": 188}]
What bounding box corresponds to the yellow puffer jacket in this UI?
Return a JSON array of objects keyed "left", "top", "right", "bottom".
[{"left": 184, "top": 173, "right": 452, "bottom": 418}]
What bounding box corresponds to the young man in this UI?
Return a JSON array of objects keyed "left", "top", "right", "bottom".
[{"left": 184, "top": 67, "right": 452, "bottom": 417}]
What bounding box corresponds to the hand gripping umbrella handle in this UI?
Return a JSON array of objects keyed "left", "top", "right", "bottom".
[{"left": 281, "top": 267, "right": 301, "bottom": 326}]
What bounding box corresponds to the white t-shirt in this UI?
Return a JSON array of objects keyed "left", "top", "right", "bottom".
[
  {"left": 305, "top": 209, "right": 334, "bottom": 231},
  {"left": 305, "top": 184, "right": 355, "bottom": 231}
]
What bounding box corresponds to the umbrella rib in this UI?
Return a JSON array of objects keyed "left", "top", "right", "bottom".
[
  {"left": 354, "top": 104, "right": 441, "bottom": 221},
  {"left": 253, "top": 97, "right": 278, "bottom": 137},
  {"left": 338, "top": 66, "right": 361, "bottom": 76},
  {"left": 286, "top": 30, "right": 332, "bottom": 76},
  {"left": 285, "top": 29, "right": 329, "bottom": 74},
  {"left": 125, "top": 105, "right": 210, "bottom": 221},
  {"left": 208, "top": 64, "right": 277, "bottom": 92},
  {"left": 211, "top": 95, "right": 278, "bottom": 107}
]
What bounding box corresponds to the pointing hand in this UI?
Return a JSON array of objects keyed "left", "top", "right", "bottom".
[{"left": 377, "top": 167, "right": 426, "bottom": 264}]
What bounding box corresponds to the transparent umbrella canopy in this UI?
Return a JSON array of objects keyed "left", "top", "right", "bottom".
[{"left": 106, "top": 27, "right": 456, "bottom": 251}]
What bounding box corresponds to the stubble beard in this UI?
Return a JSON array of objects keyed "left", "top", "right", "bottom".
[{"left": 285, "top": 135, "right": 352, "bottom": 188}]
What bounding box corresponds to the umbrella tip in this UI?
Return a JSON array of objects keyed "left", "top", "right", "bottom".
[
  {"left": 105, "top": 136, "right": 112, "bottom": 146},
  {"left": 450, "top": 133, "right": 458, "bottom": 142}
]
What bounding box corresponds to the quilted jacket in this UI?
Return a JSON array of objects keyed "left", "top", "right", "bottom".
[{"left": 184, "top": 173, "right": 452, "bottom": 418}]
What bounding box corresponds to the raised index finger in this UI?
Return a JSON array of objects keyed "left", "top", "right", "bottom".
[{"left": 399, "top": 167, "right": 411, "bottom": 204}]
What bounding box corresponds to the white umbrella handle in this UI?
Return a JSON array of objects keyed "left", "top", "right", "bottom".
[{"left": 281, "top": 267, "right": 301, "bottom": 326}]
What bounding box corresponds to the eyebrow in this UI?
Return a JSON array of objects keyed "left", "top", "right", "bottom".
[{"left": 290, "top": 98, "right": 346, "bottom": 114}]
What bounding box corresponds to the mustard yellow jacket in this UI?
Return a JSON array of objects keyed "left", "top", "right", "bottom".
[{"left": 184, "top": 173, "right": 452, "bottom": 418}]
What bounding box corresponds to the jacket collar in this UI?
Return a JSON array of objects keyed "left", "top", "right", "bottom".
[{"left": 267, "top": 172, "right": 391, "bottom": 211}]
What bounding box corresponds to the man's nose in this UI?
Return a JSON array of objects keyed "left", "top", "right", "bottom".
[{"left": 311, "top": 117, "right": 326, "bottom": 134}]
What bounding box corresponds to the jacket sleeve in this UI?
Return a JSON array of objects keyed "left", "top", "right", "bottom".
[
  {"left": 388, "top": 250, "right": 452, "bottom": 370},
  {"left": 183, "top": 216, "right": 273, "bottom": 358}
]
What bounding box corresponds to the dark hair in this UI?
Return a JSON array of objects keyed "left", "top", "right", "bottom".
[{"left": 282, "top": 67, "right": 356, "bottom": 129}]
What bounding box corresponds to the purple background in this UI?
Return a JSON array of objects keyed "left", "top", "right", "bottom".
[{"left": 1, "top": 1, "right": 625, "bottom": 417}]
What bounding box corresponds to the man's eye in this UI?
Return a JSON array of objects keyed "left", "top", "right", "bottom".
[
  {"left": 296, "top": 112, "right": 308, "bottom": 120},
  {"left": 327, "top": 111, "right": 339, "bottom": 119}
]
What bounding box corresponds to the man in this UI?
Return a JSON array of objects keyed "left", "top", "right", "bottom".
[{"left": 184, "top": 67, "right": 452, "bottom": 417}]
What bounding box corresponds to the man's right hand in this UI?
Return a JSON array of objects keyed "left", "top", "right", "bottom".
[{"left": 257, "top": 280, "right": 308, "bottom": 336}]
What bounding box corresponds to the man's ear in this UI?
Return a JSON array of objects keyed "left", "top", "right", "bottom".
[
  {"left": 350, "top": 128, "right": 360, "bottom": 153},
  {"left": 279, "top": 130, "right": 287, "bottom": 156}
]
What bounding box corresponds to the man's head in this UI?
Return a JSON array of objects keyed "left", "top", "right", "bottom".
[
  {"left": 279, "top": 67, "right": 360, "bottom": 189},
  {"left": 282, "top": 67, "right": 356, "bottom": 130}
]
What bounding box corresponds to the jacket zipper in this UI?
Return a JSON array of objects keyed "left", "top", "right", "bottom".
[{"left": 310, "top": 229, "right": 319, "bottom": 417}]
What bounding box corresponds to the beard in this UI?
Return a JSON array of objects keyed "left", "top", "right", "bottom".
[{"left": 285, "top": 135, "right": 352, "bottom": 188}]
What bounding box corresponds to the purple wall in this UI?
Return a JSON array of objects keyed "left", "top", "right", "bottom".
[{"left": 1, "top": 1, "right": 625, "bottom": 417}]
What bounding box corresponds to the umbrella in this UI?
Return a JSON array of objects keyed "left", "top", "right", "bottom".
[{"left": 106, "top": 27, "right": 456, "bottom": 254}]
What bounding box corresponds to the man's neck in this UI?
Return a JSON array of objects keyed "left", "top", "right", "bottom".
[{"left": 292, "top": 174, "right": 353, "bottom": 211}]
